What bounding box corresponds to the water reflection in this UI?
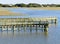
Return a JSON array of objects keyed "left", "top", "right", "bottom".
[
  {"left": 43, "top": 32, "right": 48, "bottom": 37},
  {"left": 0, "top": 23, "right": 57, "bottom": 38},
  {"left": 0, "top": 31, "right": 48, "bottom": 38}
]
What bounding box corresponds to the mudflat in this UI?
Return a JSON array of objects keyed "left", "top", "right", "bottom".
[
  {"left": 0, "top": 7, "right": 60, "bottom": 16},
  {"left": 0, "top": 8, "right": 27, "bottom": 16}
]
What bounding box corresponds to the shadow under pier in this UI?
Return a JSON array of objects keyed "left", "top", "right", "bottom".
[{"left": 0, "top": 22, "right": 49, "bottom": 32}]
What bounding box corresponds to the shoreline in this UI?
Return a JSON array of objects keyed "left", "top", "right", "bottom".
[
  {"left": 0, "top": 7, "right": 60, "bottom": 16},
  {"left": 23, "top": 7, "right": 60, "bottom": 10},
  {"left": 0, "top": 7, "right": 60, "bottom": 10},
  {"left": 0, "top": 8, "right": 27, "bottom": 16}
]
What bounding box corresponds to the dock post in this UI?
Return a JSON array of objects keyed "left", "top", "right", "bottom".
[
  {"left": 44, "top": 24, "right": 48, "bottom": 32},
  {"left": 30, "top": 24, "right": 32, "bottom": 32},
  {"left": 14, "top": 25, "right": 16, "bottom": 31},
  {"left": 11, "top": 25, "right": 14, "bottom": 32},
  {"left": 2, "top": 26, "right": 4, "bottom": 31},
  {"left": 6, "top": 25, "right": 8, "bottom": 31},
  {"left": 44, "top": 27, "right": 48, "bottom": 32},
  {"left": 55, "top": 19, "right": 57, "bottom": 24},
  {"left": 23, "top": 24, "right": 26, "bottom": 31},
  {"left": 1, "top": 26, "right": 2, "bottom": 32},
  {"left": 36, "top": 25, "right": 38, "bottom": 32},
  {"left": 17, "top": 25, "right": 20, "bottom": 32},
  {"left": 33, "top": 24, "right": 34, "bottom": 27},
  {"left": 19, "top": 25, "right": 21, "bottom": 31},
  {"left": 18, "top": 25, "right": 20, "bottom": 31},
  {"left": 24, "top": 24, "right": 26, "bottom": 31}
]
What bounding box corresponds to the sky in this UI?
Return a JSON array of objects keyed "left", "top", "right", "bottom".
[{"left": 0, "top": 0, "right": 60, "bottom": 4}]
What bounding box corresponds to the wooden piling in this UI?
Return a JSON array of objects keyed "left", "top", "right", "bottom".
[
  {"left": 11, "top": 25, "right": 14, "bottom": 32},
  {"left": 30, "top": 24, "right": 32, "bottom": 32},
  {"left": 17, "top": 25, "right": 20, "bottom": 31},
  {"left": 1, "top": 26, "right": 2, "bottom": 32},
  {"left": 23, "top": 25, "right": 26, "bottom": 31},
  {"left": 44, "top": 23, "right": 49, "bottom": 32},
  {"left": 6, "top": 26, "right": 8, "bottom": 31},
  {"left": 36, "top": 25, "right": 37, "bottom": 32}
]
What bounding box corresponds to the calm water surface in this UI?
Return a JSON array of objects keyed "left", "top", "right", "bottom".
[{"left": 0, "top": 8, "right": 60, "bottom": 44}]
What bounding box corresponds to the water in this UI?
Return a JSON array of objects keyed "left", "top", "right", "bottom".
[{"left": 0, "top": 8, "right": 60, "bottom": 44}]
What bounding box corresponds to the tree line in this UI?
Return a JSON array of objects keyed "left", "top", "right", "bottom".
[{"left": 0, "top": 3, "right": 60, "bottom": 7}]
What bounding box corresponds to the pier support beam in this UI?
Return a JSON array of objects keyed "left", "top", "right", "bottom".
[
  {"left": 6, "top": 26, "right": 8, "bottom": 31},
  {"left": 30, "top": 25, "right": 32, "bottom": 32},
  {"left": 17, "top": 25, "right": 20, "bottom": 31},
  {"left": 44, "top": 24, "right": 48, "bottom": 32},
  {"left": 23, "top": 24, "right": 26, "bottom": 31},
  {"left": 44, "top": 27, "right": 48, "bottom": 32},
  {"left": 0, "top": 26, "right": 2, "bottom": 32},
  {"left": 11, "top": 25, "right": 14, "bottom": 32},
  {"left": 55, "top": 19, "right": 57, "bottom": 24},
  {"left": 36, "top": 25, "right": 37, "bottom": 32}
]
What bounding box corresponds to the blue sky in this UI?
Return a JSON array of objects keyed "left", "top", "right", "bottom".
[{"left": 0, "top": 0, "right": 60, "bottom": 4}]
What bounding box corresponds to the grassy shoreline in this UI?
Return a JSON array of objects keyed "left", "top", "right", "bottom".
[
  {"left": 0, "top": 7, "right": 60, "bottom": 10},
  {"left": 23, "top": 7, "right": 60, "bottom": 10},
  {"left": 0, "top": 8, "right": 27, "bottom": 16},
  {"left": 0, "top": 7, "right": 60, "bottom": 16}
]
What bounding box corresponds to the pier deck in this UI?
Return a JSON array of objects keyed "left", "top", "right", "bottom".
[{"left": 0, "top": 17, "right": 57, "bottom": 32}]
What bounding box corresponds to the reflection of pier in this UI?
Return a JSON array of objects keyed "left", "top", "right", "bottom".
[{"left": 0, "top": 17, "right": 57, "bottom": 32}]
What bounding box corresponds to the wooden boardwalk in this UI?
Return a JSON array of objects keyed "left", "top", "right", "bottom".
[{"left": 0, "top": 17, "right": 57, "bottom": 32}]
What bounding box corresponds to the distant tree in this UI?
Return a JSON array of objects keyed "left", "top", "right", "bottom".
[
  {"left": 14, "top": 3, "right": 27, "bottom": 7},
  {"left": 27, "top": 3, "right": 41, "bottom": 7},
  {"left": 56, "top": 4, "right": 60, "bottom": 7},
  {"left": 48, "top": 4, "right": 56, "bottom": 7},
  {"left": 12, "top": 4, "right": 17, "bottom": 7},
  {"left": 2, "top": 4, "right": 11, "bottom": 7},
  {"left": 0, "top": 3, "right": 60, "bottom": 7},
  {"left": 0, "top": 4, "right": 2, "bottom": 7},
  {"left": 14, "top": 4, "right": 20, "bottom": 7},
  {"left": 42, "top": 4, "right": 47, "bottom": 7},
  {"left": 20, "top": 3, "right": 27, "bottom": 7}
]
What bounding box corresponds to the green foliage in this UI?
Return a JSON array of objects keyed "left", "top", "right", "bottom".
[
  {"left": 0, "top": 4, "right": 11, "bottom": 7},
  {"left": 56, "top": 5, "right": 60, "bottom": 7},
  {"left": 27, "top": 3, "right": 41, "bottom": 7},
  {"left": 42, "top": 4, "right": 47, "bottom": 7},
  {"left": 20, "top": 3, "right": 27, "bottom": 7},
  {"left": 0, "top": 4, "right": 2, "bottom": 7},
  {"left": 0, "top": 3, "right": 60, "bottom": 7},
  {"left": 14, "top": 3, "right": 27, "bottom": 7}
]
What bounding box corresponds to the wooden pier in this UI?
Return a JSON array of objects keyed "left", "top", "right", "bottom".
[{"left": 0, "top": 17, "right": 57, "bottom": 32}]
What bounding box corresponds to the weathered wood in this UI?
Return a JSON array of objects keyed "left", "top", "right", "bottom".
[{"left": 0, "top": 17, "right": 57, "bottom": 32}]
